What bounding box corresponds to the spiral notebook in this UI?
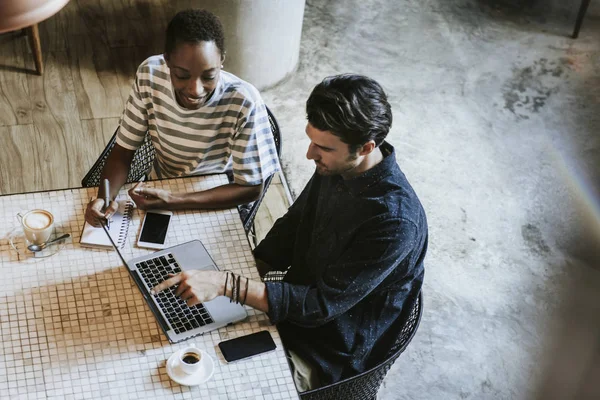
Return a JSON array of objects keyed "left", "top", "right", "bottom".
[{"left": 80, "top": 196, "right": 134, "bottom": 249}]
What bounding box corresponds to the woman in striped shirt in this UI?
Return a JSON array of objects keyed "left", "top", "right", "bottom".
[{"left": 85, "top": 9, "right": 280, "bottom": 227}]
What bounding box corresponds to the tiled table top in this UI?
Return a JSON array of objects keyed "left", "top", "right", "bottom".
[{"left": 0, "top": 175, "right": 298, "bottom": 400}]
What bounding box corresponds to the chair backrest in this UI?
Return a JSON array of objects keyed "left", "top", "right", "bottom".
[
  {"left": 239, "top": 106, "right": 283, "bottom": 233},
  {"left": 299, "top": 291, "right": 423, "bottom": 400},
  {"left": 81, "top": 130, "right": 155, "bottom": 187}
]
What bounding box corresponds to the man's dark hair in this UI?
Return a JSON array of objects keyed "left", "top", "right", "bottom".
[
  {"left": 306, "top": 74, "right": 392, "bottom": 152},
  {"left": 165, "top": 9, "right": 225, "bottom": 57}
]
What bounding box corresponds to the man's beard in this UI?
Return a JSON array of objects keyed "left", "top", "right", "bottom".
[{"left": 315, "top": 156, "right": 358, "bottom": 176}]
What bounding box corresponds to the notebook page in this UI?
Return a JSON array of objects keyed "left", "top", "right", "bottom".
[{"left": 80, "top": 196, "right": 133, "bottom": 249}]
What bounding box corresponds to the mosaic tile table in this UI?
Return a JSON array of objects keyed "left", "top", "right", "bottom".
[{"left": 0, "top": 175, "right": 298, "bottom": 400}]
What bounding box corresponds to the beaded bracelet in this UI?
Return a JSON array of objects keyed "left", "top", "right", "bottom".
[
  {"left": 224, "top": 271, "right": 229, "bottom": 298},
  {"left": 223, "top": 271, "right": 250, "bottom": 305},
  {"left": 231, "top": 272, "right": 237, "bottom": 303},
  {"left": 241, "top": 277, "right": 249, "bottom": 306},
  {"left": 233, "top": 273, "right": 239, "bottom": 304}
]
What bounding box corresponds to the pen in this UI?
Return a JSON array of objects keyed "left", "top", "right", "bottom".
[{"left": 102, "top": 178, "right": 111, "bottom": 229}]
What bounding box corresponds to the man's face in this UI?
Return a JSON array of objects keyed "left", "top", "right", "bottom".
[
  {"left": 305, "top": 123, "right": 360, "bottom": 177},
  {"left": 165, "top": 41, "right": 223, "bottom": 110}
]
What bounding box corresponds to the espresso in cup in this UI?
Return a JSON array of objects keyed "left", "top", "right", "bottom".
[
  {"left": 18, "top": 209, "right": 54, "bottom": 246},
  {"left": 179, "top": 346, "right": 203, "bottom": 375},
  {"left": 182, "top": 352, "right": 201, "bottom": 364}
]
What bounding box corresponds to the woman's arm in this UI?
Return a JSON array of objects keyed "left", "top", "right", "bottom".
[
  {"left": 128, "top": 180, "right": 263, "bottom": 210},
  {"left": 84, "top": 144, "right": 136, "bottom": 226}
]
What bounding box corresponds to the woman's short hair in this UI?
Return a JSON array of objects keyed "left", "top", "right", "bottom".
[
  {"left": 165, "top": 9, "right": 225, "bottom": 57},
  {"left": 306, "top": 74, "right": 393, "bottom": 152}
]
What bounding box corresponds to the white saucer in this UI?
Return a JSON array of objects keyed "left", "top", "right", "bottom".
[
  {"left": 7, "top": 226, "right": 70, "bottom": 262},
  {"left": 166, "top": 349, "right": 214, "bottom": 386}
]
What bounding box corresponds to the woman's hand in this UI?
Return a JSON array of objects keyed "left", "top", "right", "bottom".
[
  {"left": 151, "top": 270, "right": 225, "bottom": 306},
  {"left": 129, "top": 182, "right": 173, "bottom": 210},
  {"left": 85, "top": 198, "right": 119, "bottom": 227}
]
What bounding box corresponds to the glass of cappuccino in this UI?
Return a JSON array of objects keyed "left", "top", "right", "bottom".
[{"left": 17, "top": 209, "right": 54, "bottom": 246}]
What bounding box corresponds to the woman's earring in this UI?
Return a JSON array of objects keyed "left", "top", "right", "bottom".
[{"left": 221, "top": 64, "right": 224, "bottom": 68}]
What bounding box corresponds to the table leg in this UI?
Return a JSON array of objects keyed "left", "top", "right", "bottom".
[
  {"left": 26, "top": 24, "right": 43, "bottom": 75},
  {"left": 572, "top": 0, "right": 592, "bottom": 39}
]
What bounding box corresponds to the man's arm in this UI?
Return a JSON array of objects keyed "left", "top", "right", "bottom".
[
  {"left": 152, "top": 270, "right": 269, "bottom": 312},
  {"left": 265, "top": 215, "right": 420, "bottom": 327},
  {"left": 151, "top": 215, "right": 421, "bottom": 327}
]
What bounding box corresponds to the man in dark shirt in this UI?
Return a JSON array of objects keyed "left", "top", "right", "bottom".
[{"left": 153, "top": 74, "right": 428, "bottom": 392}]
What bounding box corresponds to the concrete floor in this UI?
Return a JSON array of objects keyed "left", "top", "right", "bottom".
[{"left": 260, "top": 1, "right": 600, "bottom": 399}]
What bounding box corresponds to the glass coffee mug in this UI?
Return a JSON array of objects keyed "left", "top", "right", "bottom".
[{"left": 17, "top": 209, "right": 54, "bottom": 246}]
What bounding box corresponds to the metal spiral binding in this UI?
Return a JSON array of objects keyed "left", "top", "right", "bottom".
[{"left": 117, "top": 201, "right": 134, "bottom": 249}]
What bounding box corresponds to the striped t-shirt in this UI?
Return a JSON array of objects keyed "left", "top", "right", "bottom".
[{"left": 116, "top": 55, "right": 280, "bottom": 186}]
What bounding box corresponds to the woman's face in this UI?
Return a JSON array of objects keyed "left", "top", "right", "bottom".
[{"left": 165, "top": 41, "right": 224, "bottom": 110}]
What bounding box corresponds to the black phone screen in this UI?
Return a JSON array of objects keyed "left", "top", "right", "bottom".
[
  {"left": 139, "top": 212, "right": 171, "bottom": 244},
  {"left": 218, "top": 331, "right": 277, "bottom": 362}
]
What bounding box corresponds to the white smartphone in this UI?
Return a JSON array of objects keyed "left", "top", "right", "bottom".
[{"left": 137, "top": 210, "right": 173, "bottom": 249}]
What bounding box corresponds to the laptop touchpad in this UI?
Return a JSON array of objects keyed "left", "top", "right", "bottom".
[{"left": 175, "top": 241, "right": 217, "bottom": 272}]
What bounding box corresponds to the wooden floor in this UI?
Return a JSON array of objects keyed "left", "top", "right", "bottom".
[{"left": 0, "top": 0, "right": 289, "bottom": 239}]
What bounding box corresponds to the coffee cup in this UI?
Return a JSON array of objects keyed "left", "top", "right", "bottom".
[
  {"left": 179, "top": 345, "right": 203, "bottom": 375},
  {"left": 17, "top": 209, "right": 54, "bottom": 246}
]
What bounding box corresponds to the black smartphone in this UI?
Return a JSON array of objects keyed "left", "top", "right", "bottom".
[
  {"left": 137, "top": 210, "right": 173, "bottom": 249},
  {"left": 218, "top": 331, "right": 277, "bottom": 362}
]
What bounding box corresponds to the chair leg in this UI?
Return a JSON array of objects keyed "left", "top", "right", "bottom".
[
  {"left": 572, "top": 0, "right": 591, "bottom": 39},
  {"left": 249, "top": 223, "right": 258, "bottom": 248},
  {"left": 26, "top": 24, "right": 43, "bottom": 75}
]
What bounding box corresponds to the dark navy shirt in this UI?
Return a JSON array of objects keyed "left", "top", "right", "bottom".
[{"left": 254, "top": 141, "right": 427, "bottom": 386}]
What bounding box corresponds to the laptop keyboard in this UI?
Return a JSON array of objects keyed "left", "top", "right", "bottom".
[{"left": 135, "top": 253, "right": 215, "bottom": 335}]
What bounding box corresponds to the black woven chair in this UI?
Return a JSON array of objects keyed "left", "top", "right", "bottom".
[
  {"left": 261, "top": 270, "right": 423, "bottom": 400},
  {"left": 299, "top": 291, "right": 422, "bottom": 400},
  {"left": 81, "top": 129, "right": 155, "bottom": 188},
  {"left": 81, "top": 107, "right": 282, "bottom": 235},
  {"left": 238, "top": 108, "right": 282, "bottom": 239}
]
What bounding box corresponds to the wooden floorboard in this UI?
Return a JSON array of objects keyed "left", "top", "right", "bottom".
[
  {"left": 63, "top": 1, "right": 109, "bottom": 44},
  {"left": 0, "top": 36, "right": 32, "bottom": 126},
  {"left": 112, "top": 46, "right": 155, "bottom": 105},
  {"left": 69, "top": 38, "right": 124, "bottom": 120},
  {"left": 27, "top": 51, "right": 86, "bottom": 190},
  {"left": 37, "top": 3, "right": 68, "bottom": 52},
  {"left": 104, "top": 0, "right": 168, "bottom": 49},
  {"left": 0, "top": 125, "right": 42, "bottom": 194},
  {"left": 80, "top": 117, "right": 121, "bottom": 171}
]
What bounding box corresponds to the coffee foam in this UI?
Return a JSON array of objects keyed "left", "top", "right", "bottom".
[{"left": 24, "top": 211, "right": 52, "bottom": 230}]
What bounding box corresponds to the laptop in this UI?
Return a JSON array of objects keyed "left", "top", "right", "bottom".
[{"left": 101, "top": 224, "right": 247, "bottom": 343}]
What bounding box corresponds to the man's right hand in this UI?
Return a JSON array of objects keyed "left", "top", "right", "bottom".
[{"left": 85, "top": 198, "right": 119, "bottom": 227}]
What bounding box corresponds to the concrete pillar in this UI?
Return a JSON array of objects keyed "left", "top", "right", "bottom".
[{"left": 178, "top": 0, "right": 305, "bottom": 90}]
